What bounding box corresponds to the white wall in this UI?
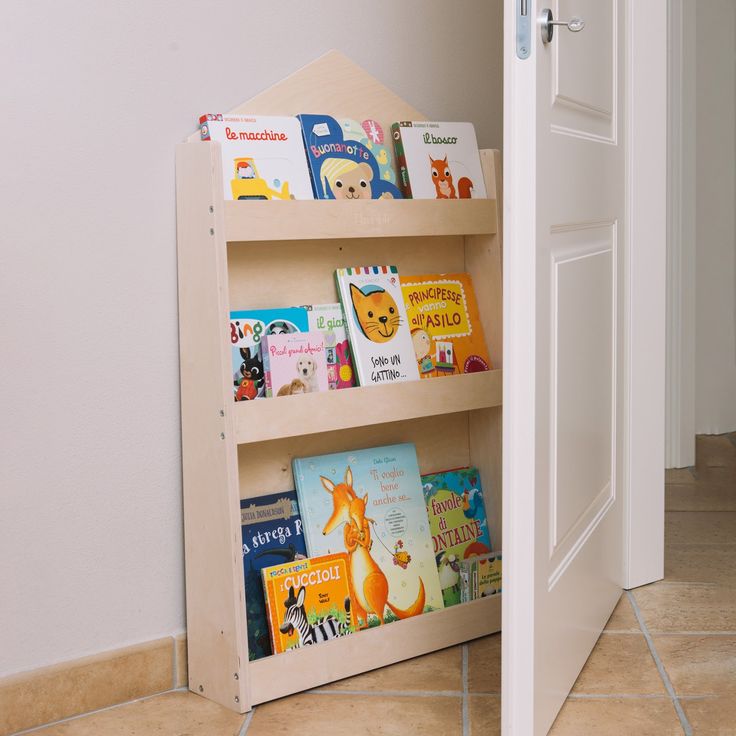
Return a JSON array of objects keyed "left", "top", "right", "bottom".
[
  {"left": 694, "top": 0, "right": 736, "bottom": 435},
  {"left": 1, "top": 2, "right": 503, "bottom": 677}
]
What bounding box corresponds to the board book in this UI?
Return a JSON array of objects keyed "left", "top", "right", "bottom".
[
  {"left": 262, "top": 553, "right": 356, "bottom": 653},
  {"left": 262, "top": 331, "right": 328, "bottom": 397},
  {"left": 292, "top": 443, "right": 443, "bottom": 628},
  {"left": 303, "top": 303, "right": 356, "bottom": 390},
  {"left": 391, "top": 121, "right": 487, "bottom": 200},
  {"left": 230, "top": 308, "right": 309, "bottom": 401},
  {"left": 460, "top": 551, "right": 502, "bottom": 602},
  {"left": 335, "top": 266, "right": 420, "bottom": 386},
  {"left": 298, "top": 114, "right": 403, "bottom": 200},
  {"left": 240, "top": 491, "right": 307, "bottom": 660},
  {"left": 199, "top": 114, "right": 314, "bottom": 201},
  {"left": 421, "top": 467, "right": 493, "bottom": 607},
  {"left": 401, "top": 272, "right": 492, "bottom": 378}
]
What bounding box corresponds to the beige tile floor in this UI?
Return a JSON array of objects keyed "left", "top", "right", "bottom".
[{"left": 19, "top": 433, "right": 736, "bottom": 735}]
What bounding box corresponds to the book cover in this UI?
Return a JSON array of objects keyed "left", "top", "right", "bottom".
[
  {"left": 199, "top": 114, "right": 314, "bottom": 201},
  {"left": 400, "top": 273, "right": 492, "bottom": 378},
  {"left": 293, "top": 443, "right": 443, "bottom": 629},
  {"left": 298, "top": 114, "right": 403, "bottom": 200},
  {"left": 240, "top": 491, "right": 307, "bottom": 660},
  {"left": 421, "top": 467, "right": 493, "bottom": 607},
  {"left": 230, "top": 308, "right": 309, "bottom": 401},
  {"left": 303, "top": 303, "right": 356, "bottom": 390},
  {"left": 391, "top": 121, "right": 487, "bottom": 200},
  {"left": 262, "top": 331, "right": 328, "bottom": 397},
  {"left": 460, "top": 551, "right": 502, "bottom": 602},
  {"left": 262, "top": 553, "right": 356, "bottom": 653},
  {"left": 335, "top": 266, "right": 420, "bottom": 386}
]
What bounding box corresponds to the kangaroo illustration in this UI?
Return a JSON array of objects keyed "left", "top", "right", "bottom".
[{"left": 321, "top": 467, "right": 426, "bottom": 628}]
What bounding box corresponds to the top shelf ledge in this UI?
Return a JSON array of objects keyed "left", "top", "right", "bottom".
[{"left": 223, "top": 197, "right": 497, "bottom": 242}]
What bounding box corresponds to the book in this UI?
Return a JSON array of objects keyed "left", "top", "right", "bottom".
[
  {"left": 298, "top": 114, "right": 403, "bottom": 200},
  {"left": 230, "top": 308, "right": 309, "bottom": 401},
  {"left": 240, "top": 492, "right": 308, "bottom": 660},
  {"left": 391, "top": 121, "right": 487, "bottom": 200},
  {"left": 262, "top": 553, "right": 356, "bottom": 653},
  {"left": 303, "top": 303, "right": 356, "bottom": 390},
  {"left": 335, "top": 266, "right": 420, "bottom": 386},
  {"left": 421, "top": 467, "right": 493, "bottom": 607},
  {"left": 293, "top": 443, "right": 443, "bottom": 628},
  {"left": 400, "top": 273, "right": 492, "bottom": 378},
  {"left": 262, "top": 331, "right": 328, "bottom": 397},
  {"left": 460, "top": 551, "right": 502, "bottom": 602},
  {"left": 199, "top": 114, "right": 314, "bottom": 201}
]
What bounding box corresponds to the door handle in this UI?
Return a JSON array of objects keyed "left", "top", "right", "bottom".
[{"left": 539, "top": 8, "right": 585, "bottom": 44}]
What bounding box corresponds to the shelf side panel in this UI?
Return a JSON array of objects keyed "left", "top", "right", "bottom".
[
  {"left": 176, "top": 142, "right": 249, "bottom": 711},
  {"left": 248, "top": 595, "right": 501, "bottom": 705}
]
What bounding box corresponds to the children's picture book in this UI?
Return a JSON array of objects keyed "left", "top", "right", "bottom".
[
  {"left": 298, "top": 114, "right": 403, "bottom": 200},
  {"left": 303, "top": 303, "right": 356, "bottom": 390},
  {"left": 262, "top": 552, "right": 356, "bottom": 653},
  {"left": 293, "top": 443, "right": 443, "bottom": 629},
  {"left": 391, "top": 121, "right": 487, "bottom": 200},
  {"left": 262, "top": 331, "right": 328, "bottom": 397},
  {"left": 230, "top": 308, "right": 309, "bottom": 401},
  {"left": 421, "top": 466, "right": 493, "bottom": 607},
  {"left": 240, "top": 491, "right": 307, "bottom": 660},
  {"left": 335, "top": 266, "right": 420, "bottom": 386},
  {"left": 460, "top": 551, "right": 502, "bottom": 603},
  {"left": 400, "top": 273, "right": 492, "bottom": 378},
  {"left": 199, "top": 114, "right": 314, "bottom": 201}
]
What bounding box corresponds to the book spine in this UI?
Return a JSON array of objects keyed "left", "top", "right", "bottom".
[
  {"left": 292, "top": 458, "right": 313, "bottom": 555},
  {"left": 335, "top": 269, "right": 365, "bottom": 386},
  {"left": 262, "top": 336, "right": 273, "bottom": 398},
  {"left": 391, "top": 122, "right": 413, "bottom": 199}
]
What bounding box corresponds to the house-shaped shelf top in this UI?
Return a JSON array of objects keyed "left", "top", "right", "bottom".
[{"left": 183, "top": 50, "right": 499, "bottom": 242}]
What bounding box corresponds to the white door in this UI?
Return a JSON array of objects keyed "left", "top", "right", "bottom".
[{"left": 502, "top": 1, "right": 665, "bottom": 733}]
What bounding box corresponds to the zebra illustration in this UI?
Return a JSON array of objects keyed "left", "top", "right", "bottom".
[{"left": 279, "top": 585, "right": 351, "bottom": 647}]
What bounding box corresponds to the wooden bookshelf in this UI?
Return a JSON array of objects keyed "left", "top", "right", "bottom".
[{"left": 175, "top": 51, "right": 503, "bottom": 714}]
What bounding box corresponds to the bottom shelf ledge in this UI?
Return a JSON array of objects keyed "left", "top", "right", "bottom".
[{"left": 247, "top": 594, "right": 501, "bottom": 705}]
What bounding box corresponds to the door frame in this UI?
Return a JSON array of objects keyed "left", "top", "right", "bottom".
[
  {"left": 665, "top": 0, "right": 696, "bottom": 470},
  {"left": 502, "top": 0, "right": 667, "bottom": 731}
]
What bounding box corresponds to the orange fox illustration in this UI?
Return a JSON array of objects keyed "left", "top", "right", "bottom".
[
  {"left": 321, "top": 467, "right": 426, "bottom": 628},
  {"left": 430, "top": 155, "right": 473, "bottom": 199}
]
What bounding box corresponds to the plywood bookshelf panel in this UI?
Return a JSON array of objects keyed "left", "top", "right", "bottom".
[
  {"left": 224, "top": 197, "right": 496, "bottom": 242},
  {"left": 176, "top": 51, "right": 503, "bottom": 714},
  {"left": 248, "top": 595, "right": 501, "bottom": 705},
  {"left": 234, "top": 370, "right": 501, "bottom": 444},
  {"left": 238, "top": 412, "right": 474, "bottom": 499}
]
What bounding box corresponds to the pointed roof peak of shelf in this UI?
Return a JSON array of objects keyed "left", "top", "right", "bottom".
[{"left": 187, "top": 50, "right": 427, "bottom": 142}]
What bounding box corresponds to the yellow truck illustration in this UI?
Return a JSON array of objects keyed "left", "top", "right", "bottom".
[{"left": 230, "top": 158, "right": 294, "bottom": 200}]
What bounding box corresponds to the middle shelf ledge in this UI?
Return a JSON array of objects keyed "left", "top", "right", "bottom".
[{"left": 233, "top": 369, "right": 502, "bottom": 444}]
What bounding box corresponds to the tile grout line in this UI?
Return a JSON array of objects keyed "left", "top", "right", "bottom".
[
  {"left": 9, "top": 688, "right": 190, "bottom": 736},
  {"left": 309, "top": 688, "right": 465, "bottom": 698},
  {"left": 627, "top": 591, "right": 693, "bottom": 736},
  {"left": 239, "top": 708, "right": 255, "bottom": 736},
  {"left": 462, "top": 644, "right": 470, "bottom": 736}
]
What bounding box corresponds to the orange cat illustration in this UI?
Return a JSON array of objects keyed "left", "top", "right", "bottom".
[
  {"left": 349, "top": 283, "right": 402, "bottom": 343},
  {"left": 321, "top": 467, "right": 425, "bottom": 628},
  {"left": 430, "top": 155, "right": 473, "bottom": 199}
]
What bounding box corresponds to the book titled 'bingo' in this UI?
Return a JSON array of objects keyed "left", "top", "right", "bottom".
[{"left": 335, "top": 266, "right": 419, "bottom": 386}]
